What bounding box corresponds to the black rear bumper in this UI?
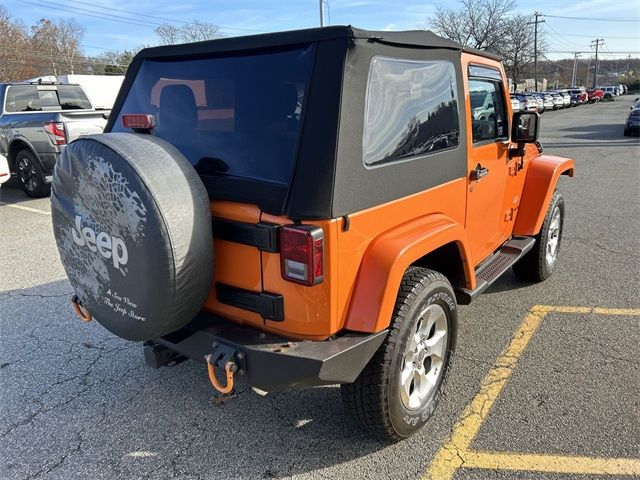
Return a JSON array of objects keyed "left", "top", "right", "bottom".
[{"left": 144, "top": 311, "right": 387, "bottom": 391}]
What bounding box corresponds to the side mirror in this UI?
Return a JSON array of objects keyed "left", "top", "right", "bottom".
[{"left": 511, "top": 111, "right": 539, "bottom": 143}]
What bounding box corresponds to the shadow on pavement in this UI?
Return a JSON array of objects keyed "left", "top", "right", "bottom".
[
  {"left": 0, "top": 178, "right": 50, "bottom": 207},
  {"left": 1, "top": 279, "right": 397, "bottom": 479},
  {"left": 555, "top": 122, "right": 630, "bottom": 142}
]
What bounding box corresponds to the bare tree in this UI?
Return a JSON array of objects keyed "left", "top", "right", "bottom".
[
  {"left": 57, "top": 18, "right": 85, "bottom": 74},
  {"left": 31, "top": 18, "right": 84, "bottom": 75},
  {"left": 424, "top": 1, "right": 543, "bottom": 85},
  {"left": 501, "top": 13, "right": 537, "bottom": 86},
  {"left": 30, "top": 19, "right": 60, "bottom": 75},
  {"left": 427, "top": 0, "right": 516, "bottom": 52},
  {"left": 0, "top": 6, "right": 37, "bottom": 81},
  {"left": 155, "top": 20, "right": 223, "bottom": 45}
]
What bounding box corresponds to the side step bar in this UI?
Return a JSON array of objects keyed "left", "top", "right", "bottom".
[{"left": 455, "top": 236, "right": 535, "bottom": 305}]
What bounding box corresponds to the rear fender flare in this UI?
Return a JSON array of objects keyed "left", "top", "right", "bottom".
[
  {"left": 514, "top": 155, "right": 574, "bottom": 236},
  {"left": 344, "top": 214, "right": 473, "bottom": 333}
]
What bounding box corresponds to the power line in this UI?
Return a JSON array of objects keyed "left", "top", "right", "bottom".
[
  {"left": 543, "top": 14, "right": 639, "bottom": 22},
  {"left": 16, "top": 0, "right": 163, "bottom": 28},
  {"left": 541, "top": 29, "right": 639, "bottom": 40},
  {"left": 16, "top": 0, "right": 266, "bottom": 34},
  {"left": 547, "top": 50, "right": 640, "bottom": 54},
  {"left": 58, "top": 0, "right": 265, "bottom": 33}
]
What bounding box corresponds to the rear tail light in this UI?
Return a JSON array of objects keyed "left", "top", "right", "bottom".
[
  {"left": 280, "top": 225, "right": 324, "bottom": 286},
  {"left": 122, "top": 114, "right": 156, "bottom": 131},
  {"left": 43, "top": 122, "right": 66, "bottom": 145}
]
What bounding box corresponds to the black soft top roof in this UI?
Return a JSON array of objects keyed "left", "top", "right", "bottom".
[{"left": 134, "top": 25, "right": 501, "bottom": 61}]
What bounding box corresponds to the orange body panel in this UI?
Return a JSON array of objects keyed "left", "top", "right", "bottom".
[
  {"left": 339, "top": 178, "right": 471, "bottom": 333},
  {"left": 344, "top": 213, "right": 473, "bottom": 333},
  {"left": 460, "top": 53, "right": 525, "bottom": 265},
  {"left": 259, "top": 214, "right": 339, "bottom": 340},
  {"left": 513, "top": 155, "right": 575, "bottom": 236},
  {"left": 203, "top": 201, "right": 264, "bottom": 326}
]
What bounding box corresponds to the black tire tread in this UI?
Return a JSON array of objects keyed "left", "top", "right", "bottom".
[
  {"left": 513, "top": 190, "right": 564, "bottom": 282},
  {"left": 341, "top": 267, "right": 450, "bottom": 441},
  {"left": 17, "top": 150, "right": 50, "bottom": 198}
]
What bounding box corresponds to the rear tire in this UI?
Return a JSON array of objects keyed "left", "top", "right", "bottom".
[
  {"left": 513, "top": 190, "right": 565, "bottom": 282},
  {"left": 623, "top": 128, "right": 630, "bottom": 136},
  {"left": 341, "top": 267, "right": 457, "bottom": 441},
  {"left": 16, "top": 150, "right": 50, "bottom": 198}
]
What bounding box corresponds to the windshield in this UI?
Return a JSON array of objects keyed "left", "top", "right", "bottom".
[{"left": 113, "top": 46, "right": 314, "bottom": 186}]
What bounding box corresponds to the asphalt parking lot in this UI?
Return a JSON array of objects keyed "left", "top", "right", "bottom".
[{"left": 1, "top": 97, "right": 639, "bottom": 480}]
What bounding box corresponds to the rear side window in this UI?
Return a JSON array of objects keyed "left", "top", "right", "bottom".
[
  {"left": 363, "top": 57, "right": 459, "bottom": 168},
  {"left": 5, "top": 86, "right": 42, "bottom": 112},
  {"left": 57, "top": 85, "right": 92, "bottom": 110},
  {"left": 4, "top": 85, "right": 91, "bottom": 112}
]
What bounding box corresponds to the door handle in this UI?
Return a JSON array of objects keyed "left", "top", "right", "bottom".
[{"left": 470, "top": 164, "right": 489, "bottom": 182}]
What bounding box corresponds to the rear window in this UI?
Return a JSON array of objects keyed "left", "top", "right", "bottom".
[
  {"left": 113, "top": 46, "right": 314, "bottom": 186},
  {"left": 363, "top": 58, "right": 459, "bottom": 167},
  {"left": 4, "top": 85, "right": 92, "bottom": 112},
  {"left": 57, "top": 85, "right": 93, "bottom": 110}
]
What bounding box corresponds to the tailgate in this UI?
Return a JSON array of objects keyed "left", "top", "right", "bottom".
[
  {"left": 63, "top": 111, "right": 109, "bottom": 142},
  {"left": 202, "top": 201, "right": 266, "bottom": 327}
]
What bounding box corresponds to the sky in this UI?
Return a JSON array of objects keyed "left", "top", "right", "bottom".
[{"left": 2, "top": 0, "right": 639, "bottom": 60}]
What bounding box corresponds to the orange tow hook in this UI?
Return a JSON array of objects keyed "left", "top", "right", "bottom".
[
  {"left": 204, "top": 354, "right": 237, "bottom": 394},
  {"left": 71, "top": 294, "right": 92, "bottom": 323}
]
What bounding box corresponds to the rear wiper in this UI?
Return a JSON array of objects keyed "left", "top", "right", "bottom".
[{"left": 194, "top": 157, "right": 229, "bottom": 176}]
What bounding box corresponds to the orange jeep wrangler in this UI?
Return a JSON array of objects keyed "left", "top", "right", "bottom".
[{"left": 51, "top": 26, "right": 574, "bottom": 440}]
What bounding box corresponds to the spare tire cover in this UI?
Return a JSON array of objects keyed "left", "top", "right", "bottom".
[{"left": 51, "top": 133, "right": 213, "bottom": 341}]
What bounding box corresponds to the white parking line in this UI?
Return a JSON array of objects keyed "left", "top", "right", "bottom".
[{"left": 0, "top": 202, "right": 50, "bottom": 215}]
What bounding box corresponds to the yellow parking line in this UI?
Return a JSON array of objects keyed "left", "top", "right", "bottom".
[
  {"left": 593, "top": 307, "right": 640, "bottom": 316},
  {"left": 424, "top": 304, "right": 640, "bottom": 480},
  {"left": 424, "top": 306, "right": 549, "bottom": 480},
  {"left": 464, "top": 451, "right": 640, "bottom": 476}
]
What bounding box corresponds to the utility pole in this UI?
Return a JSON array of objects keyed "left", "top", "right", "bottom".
[
  {"left": 319, "top": 0, "right": 324, "bottom": 27},
  {"left": 591, "top": 38, "right": 604, "bottom": 89},
  {"left": 529, "top": 12, "right": 545, "bottom": 92},
  {"left": 571, "top": 52, "right": 581, "bottom": 87}
]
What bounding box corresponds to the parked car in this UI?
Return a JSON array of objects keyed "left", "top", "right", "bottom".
[
  {"left": 0, "top": 81, "right": 109, "bottom": 197},
  {"left": 470, "top": 91, "right": 496, "bottom": 120},
  {"left": 541, "top": 93, "right": 555, "bottom": 111},
  {"left": 569, "top": 93, "right": 581, "bottom": 107},
  {"left": 624, "top": 101, "right": 640, "bottom": 136},
  {"left": 531, "top": 93, "right": 545, "bottom": 113},
  {"left": 587, "top": 89, "right": 604, "bottom": 103},
  {"left": 559, "top": 91, "right": 571, "bottom": 107},
  {"left": 549, "top": 92, "right": 565, "bottom": 109},
  {"left": 598, "top": 86, "right": 617, "bottom": 100},
  {"left": 512, "top": 93, "right": 538, "bottom": 112},
  {"left": 50, "top": 26, "right": 574, "bottom": 441},
  {"left": 0, "top": 154, "right": 9, "bottom": 185},
  {"left": 568, "top": 88, "right": 588, "bottom": 104},
  {"left": 510, "top": 95, "right": 521, "bottom": 113}
]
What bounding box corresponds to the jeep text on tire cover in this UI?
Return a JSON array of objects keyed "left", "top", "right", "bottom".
[{"left": 51, "top": 26, "right": 574, "bottom": 440}]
